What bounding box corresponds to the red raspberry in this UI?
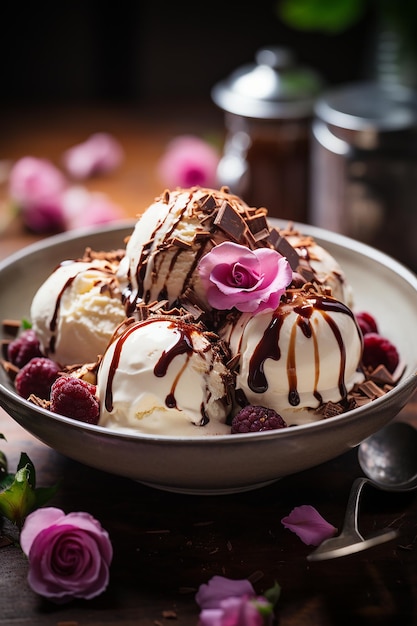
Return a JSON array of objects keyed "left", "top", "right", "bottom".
[
  {"left": 355, "top": 311, "right": 378, "bottom": 336},
  {"left": 231, "top": 405, "right": 287, "bottom": 434},
  {"left": 15, "top": 357, "right": 61, "bottom": 399},
  {"left": 50, "top": 377, "right": 99, "bottom": 425},
  {"left": 7, "top": 329, "right": 43, "bottom": 368},
  {"left": 362, "top": 332, "right": 399, "bottom": 374}
]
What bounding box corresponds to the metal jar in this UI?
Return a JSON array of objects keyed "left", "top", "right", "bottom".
[
  {"left": 212, "top": 47, "right": 322, "bottom": 221},
  {"left": 311, "top": 81, "right": 417, "bottom": 270}
]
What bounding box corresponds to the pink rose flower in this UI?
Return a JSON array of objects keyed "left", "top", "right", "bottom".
[
  {"left": 62, "top": 132, "right": 124, "bottom": 180},
  {"left": 198, "top": 242, "right": 292, "bottom": 314},
  {"left": 20, "top": 507, "right": 113, "bottom": 603},
  {"left": 157, "top": 134, "right": 219, "bottom": 188},
  {"left": 9, "top": 157, "right": 67, "bottom": 233},
  {"left": 62, "top": 186, "right": 123, "bottom": 230},
  {"left": 196, "top": 576, "right": 274, "bottom": 626},
  {"left": 281, "top": 504, "right": 337, "bottom": 546}
]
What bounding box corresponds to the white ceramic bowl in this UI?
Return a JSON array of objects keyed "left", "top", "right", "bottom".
[{"left": 1, "top": 221, "right": 417, "bottom": 494}]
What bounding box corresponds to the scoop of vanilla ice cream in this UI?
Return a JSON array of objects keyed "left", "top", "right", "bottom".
[
  {"left": 284, "top": 230, "right": 353, "bottom": 305},
  {"left": 118, "top": 186, "right": 270, "bottom": 315},
  {"left": 219, "top": 288, "right": 364, "bottom": 425},
  {"left": 31, "top": 258, "right": 126, "bottom": 366},
  {"left": 97, "top": 316, "right": 233, "bottom": 436}
]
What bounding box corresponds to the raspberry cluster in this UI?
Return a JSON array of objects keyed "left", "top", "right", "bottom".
[
  {"left": 10, "top": 328, "right": 100, "bottom": 425},
  {"left": 231, "top": 405, "right": 287, "bottom": 434},
  {"left": 356, "top": 311, "right": 400, "bottom": 374}
]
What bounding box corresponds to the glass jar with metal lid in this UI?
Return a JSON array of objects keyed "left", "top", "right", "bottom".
[
  {"left": 212, "top": 46, "right": 323, "bottom": 221},
  {"left": 311, "top": 81, "right": 417, "bottom": 270}
]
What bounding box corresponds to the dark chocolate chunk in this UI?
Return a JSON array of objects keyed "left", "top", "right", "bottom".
[
  {"left": 269, "top": 229, "right": 300, "bottom": 270},
  {"left": 214, "top": 201, "right": 247, "bottom": 242}
]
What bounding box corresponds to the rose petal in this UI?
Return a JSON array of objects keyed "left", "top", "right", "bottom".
[
  {"left": 195, "top": 575, "right": 255, "bottom": 609},
  {"left": 20, "top": 507, "right": 65, "bottom": 556},
  {"left": 281, "top": 505, "right": 337, "bottom": 546}
]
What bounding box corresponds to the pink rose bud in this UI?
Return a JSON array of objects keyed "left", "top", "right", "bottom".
[
  {"left": 20, "top": 507, "right": 113, "bottom": 603},
  {"left": 62, "top": 132, "right": 124, "bottom": 180},
  {"left": 8, "top": 157, "right": 67, "bottom": 233},
  {"left": 157, "top": 134, "right": 220, "bottom": 188}
]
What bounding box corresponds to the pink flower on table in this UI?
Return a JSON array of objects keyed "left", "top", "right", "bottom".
[
  {"left": 20, "top": 507, "right": 113, "bottom": 603},
  {"left": 198, "top": 242, "right": 292, "bottom": 314},
  {"left": 8, "top": 156, "right": 67, "bottom": 233},
  {"left": 195, "top": 576, "right": 275, "bottom": 626},
  {"left": 62, "top": 132, "right": 124, "bottom": 180},
  {"left": 62, "top": 186, "right": 123, "bottom": 230},
  {"left": 157, "top": 134, "right": 220, "bottom": 188},
  {"left": 281, "top": 504, "right": 337, "bottom": 546}
]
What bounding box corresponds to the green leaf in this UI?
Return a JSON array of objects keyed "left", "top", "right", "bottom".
[
  {"left": 277, "top": 0, "right": 365, "bottom": 33},
  {"left": 0, "top": 453, "right": 59, "bottom": 528},
  {"left": 264, "top": 581, "right": 282, "bottom": 606},
  {"left": 0, "top": 466, "right": 37, "bottom": 529},
  {"left": 21, "top": 318, "right": 32, "bottom": 330}
]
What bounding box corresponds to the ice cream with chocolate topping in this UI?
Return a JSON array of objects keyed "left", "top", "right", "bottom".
[
  {"left": 30, "top": 251, "right": 126, "bottom": 366},
  {"left": 97, "top": 315, "right": 233, "bottom": 436},
  {"left": 14, "top": 185, "right": 396, "bottom": 436},
  {"left": 118, "top": 186, "right": 279, "bottom": 316},
  {"left": 219, "top": 285, "right": 364, "bottom": 425},
  {"left": 118, "top": 186, "right": 353, "bottom": 320}
]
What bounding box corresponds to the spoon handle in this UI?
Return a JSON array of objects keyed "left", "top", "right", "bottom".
[{"left": 342, "top": 476, "right": 370, "bottom": 538}]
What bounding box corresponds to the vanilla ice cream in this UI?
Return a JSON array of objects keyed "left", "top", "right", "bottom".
[
  {"left": 97, "top": 316, "right": 233, "bottom": 436},
  {"left": 219, "top": 286, "right": 364, "bottom": 425},
  {"left": 31, "top": 256, "right": 126, "bottom": 366},
  {"left": 118, "top": 186, "right": 273, "bottom": 315}
]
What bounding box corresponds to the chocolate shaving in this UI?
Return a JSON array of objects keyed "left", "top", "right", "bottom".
[
  {"left": 246, "top": 214, "right": 270, "bottom": 240},
  {"left": 268, "top": 229, "right": 300, "bottom": 270},
  {"left": 0, "top": 359, "right": 19, "bottom": 381},
  {"left": 2, "top": 319, "right": 21, "bottom": 337},
  {"left": 368, "top": 364, "right": 395, "bottom": 386},
  {"left": 1, "top": 339, "right": 11, "bottom": 360},
  {"left": 214, "top": 201, "right": 247, "bottom": 243},
  {"left": 28, "top": 394, "right": 51, "bottom": 409},
  {"left": 357, "top": 380, "right": 386, "bottom": 399},
  {"left": 169, "top": 237, "right": 192, "bottom": 249},
  {"left": 316, "top": 401, "right": 345, "bottom": 418},
  {"left": 197, "top": 193, "right": 218, "bottom": 214}
]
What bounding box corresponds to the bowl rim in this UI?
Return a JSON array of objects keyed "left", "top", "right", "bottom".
[{"left": 1, "top": 218, "right": 417, "bottom": 444}]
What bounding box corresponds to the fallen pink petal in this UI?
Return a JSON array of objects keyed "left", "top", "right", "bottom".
[
  {"left": 195, "top": 575, "right": 255, "bottom": 610},
  {"left": 281, "top": 505, "right": 337, "bottom": 546},
  {"left": 62, "top": 132, "right": 124, "bottom": 180}
]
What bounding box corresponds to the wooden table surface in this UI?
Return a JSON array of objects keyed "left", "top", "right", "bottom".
[{"left": 1, "top": 104, "right": 417, "bottom": 626}]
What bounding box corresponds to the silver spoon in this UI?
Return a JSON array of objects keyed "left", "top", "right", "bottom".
[{"left": 307, "top": 421, "right": 417, "bottom": 561}]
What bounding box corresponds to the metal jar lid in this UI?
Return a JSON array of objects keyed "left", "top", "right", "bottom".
[
  {"left": 315, "top": 81, "right": 417, "bottom": 133},
  {"left": 211, "top": 46, "right": 323, "bottom": 120}
]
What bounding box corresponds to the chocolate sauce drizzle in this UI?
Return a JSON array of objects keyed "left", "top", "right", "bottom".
[
  {"left": 104, "top": 317, "right": 215, "bottom": 425},
  {"left": 247, "top": 293, "right": 359, "bottom": 407}
]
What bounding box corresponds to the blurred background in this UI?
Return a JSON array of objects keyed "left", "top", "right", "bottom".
[
  {"left": 0, "top": 1, "right": 377, "bottom": 107},
  {"left": 1, "top": 0, "right": 417, "bottom": 268}
]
